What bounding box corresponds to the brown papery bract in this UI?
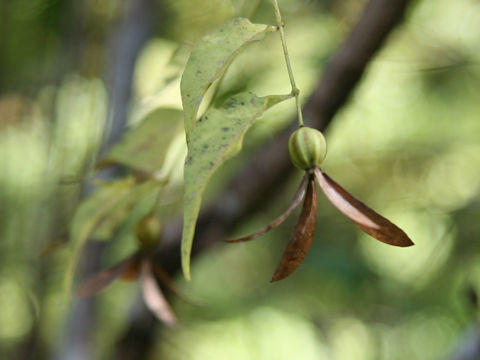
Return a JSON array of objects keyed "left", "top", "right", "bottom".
[
  {"left": 120, "top": 253, "right": 142, "bottom": 281},
  {"left": 75, "top": 253, "right": 140, "bottom": 297},
  {"left": 226, "top": 174, "right": 308, "bottom": 243},
  {"left": 75, "top": 251, "right": 180, "bottom": 326},
  {"left": 140, "top": 260, "right": 178, "bottom": 327},
  {"left": 271, "top": 176, "right": 317, "bottom": 282},
  {"left": 314, "top": 167, "right": 414, "bottom": 247},
  {"left": 152, "top": 262, "right": 202, "bottom": 306}
]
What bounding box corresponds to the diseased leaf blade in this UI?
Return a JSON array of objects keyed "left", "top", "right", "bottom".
[
  {"left": 75, "top": 253, "right": 140, "bottom": 297},
  {"left": 181, "top": 17, "right": 275, "bottom": 136},
  {"left": 181, "top": 92, "right": 291, "bottom": 280},
  {"left": 314, "top": 168, "right": 414, "bottom": 247},
  {"left": 271, "top": 176, "right": 317, "bottom": 282},
  {"left": 226, "top": 174, "right": 308, "bottom": 243},
  {"left": 104, "top": 108, "right": 183, "bottom": 173},
  {"left": 141, "top": 260, "right": 177, "bottom": 327}
]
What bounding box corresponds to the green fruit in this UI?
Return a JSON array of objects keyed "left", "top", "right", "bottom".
[
  {"left": 136, "top": 214, "right": 162, "bottom": 252},
  {"left": 288, "top": 126, "right": 327, "bottom": 170}
]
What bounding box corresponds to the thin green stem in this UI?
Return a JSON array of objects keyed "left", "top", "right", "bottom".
[{"left": 271, "top": 0, "right": 304, "bottom": 126}]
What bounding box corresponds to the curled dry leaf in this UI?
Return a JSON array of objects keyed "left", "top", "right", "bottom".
[
  {"left": 76, "top": 254, "right": 140, "bottom": 297},
  {"left": 140, "top": 260, "right": 177, "bottom": 327},
  {"left": 226, "top": 174, "right": 309, "bottom": 243},
  {"left": 271, "top": 176, "right": 317, "bottom": 282},
  {"left": 314, "top": 167, "right": 414, "bottom": 247}
]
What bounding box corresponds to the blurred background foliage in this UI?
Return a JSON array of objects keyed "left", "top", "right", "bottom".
[{"left": 1, "top": 0, "right": 480, "bottom": 359}]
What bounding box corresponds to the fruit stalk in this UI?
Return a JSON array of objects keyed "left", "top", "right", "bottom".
[{"left": 271, "top": 0, "right": 304, "bottom": 126}]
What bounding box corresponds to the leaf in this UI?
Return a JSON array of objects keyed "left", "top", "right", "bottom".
[
  {"left": 181, "top": 92, "right": 291, "bottom": 280},
  {"left": 140, "top": 260, "right": 177, "bottom": 327},
  {"left": 226, "top": 174, "right": 308, "bottom": 243},
  {"left": 180, "top": 17, "right": 275, "bottom": 136},
  {"left": 64, "top": 178, "right": 157, "bottom": 299},
  {"left": 271, "top": 176, "right": 317, "bottom": 282},
  {"left": 75, "top": 253, "right": 140, "bottom": 297},
  {"left": 92, "top": 180, "right": 159, "bottom": 240},
  {"left": 314, "top": 167, "right": 414, "bottom": 247},
  {"left": 104, "top": 108, "right": 183, "bottom": 173}
]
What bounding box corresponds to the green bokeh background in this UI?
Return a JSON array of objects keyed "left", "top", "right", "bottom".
[{"left": 1, "top": 0, "right": 480, "bottom": 359}]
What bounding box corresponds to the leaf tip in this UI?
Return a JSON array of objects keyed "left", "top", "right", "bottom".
[{"left": 181, "top": 258, "right": 192, "bottom": 282}]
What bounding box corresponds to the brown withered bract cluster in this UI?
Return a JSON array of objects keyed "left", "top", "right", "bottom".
[
  {"left": 75, "top": 214, "right": 179, "bottom": 327},
  {"left": 227, "top": 166, "right": 414, "bottom": 282}
]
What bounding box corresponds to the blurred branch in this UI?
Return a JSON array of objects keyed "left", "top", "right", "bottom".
[
  {"left": 113, "top": 0, "right": 411, "bottom": 356},
  {"left": 303, "top": 0, "right": 410, "bottom": 125}
]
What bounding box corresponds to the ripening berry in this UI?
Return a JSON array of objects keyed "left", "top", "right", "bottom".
[
  {"left": 136, "top": 214, "right": 162, "bottom": 252},
  {"left": 288, "top": 126, "right": 327, "bottom": 170}
]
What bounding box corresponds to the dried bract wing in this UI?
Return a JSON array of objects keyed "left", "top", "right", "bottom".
[
  {"left": 226, "top": 174, "right": 308, "bottom": 243},
  {"left": 140, "top": 260, "right": 178, "bottom": 327},
  {"left": 76, "top": 254, "right": 139, "bottom": 297},
  {"left": 271, "top": 176, "right": 317, "bottom": 282},
  {"left": 314, "top": 168, "right": 413, "bottom": 247}
]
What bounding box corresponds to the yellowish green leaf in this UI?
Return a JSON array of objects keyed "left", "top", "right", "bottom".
[
  {"left": 92, "top": 180, "right": 160, "bottom": 240},
  {"left": 64, "top": 177, "right": 159, "bottom": 299},
  {"left": 181, "top": 92, "right": 291, "bottom": 280},
  {"left": 104, "top": 108, "right": 183, "bottom": 173},
  {"left": 180, "top": 17, "right": 275, "bottom": 136}
]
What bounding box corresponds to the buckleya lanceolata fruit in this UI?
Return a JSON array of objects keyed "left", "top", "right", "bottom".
[
  {"left": 77, "top": 212, "right": 178, "bottom": 326},
  {"left": 136, "top": 214, "right": 163, "bottom": 252},
  {"left": 229, "top": 125, "right": 413, "bottom": 282},
  {"left": 288, "top": 126, "right": 327, "bottom": 170}
]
